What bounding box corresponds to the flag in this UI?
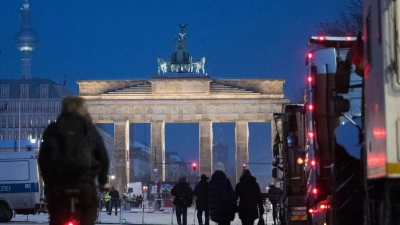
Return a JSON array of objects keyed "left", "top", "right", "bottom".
[{"left": 346, "top": 32, "right": 364, "bottom": 77}]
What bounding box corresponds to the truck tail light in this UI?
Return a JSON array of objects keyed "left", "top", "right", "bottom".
[
  {"left": 311, "top": 160, "right": 316, "bottom": 166},
  {"left": 312, "top": 188, "right": 318, "bottom": 194}
]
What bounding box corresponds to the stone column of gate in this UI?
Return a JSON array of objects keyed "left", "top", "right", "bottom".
[
  {"left": 235, "top": 121, "right": 249, "bottom": 183},
  {"left": 199, "top": 121, "right": 213, "bottom": 177},
  {"left": 150, "top": 120, "right": 166, "bottom": 182},
  {"left": 114, "top": 121, "right": 130, "bottom": 193}
]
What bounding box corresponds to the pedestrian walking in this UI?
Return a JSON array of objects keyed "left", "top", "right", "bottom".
[
  {"left": 235, "top": 169, "right": 264, "bottom": 225},
  {"left": 193, "top": 174, "right": 210, "bottom": 225},
  {"left": 268, "top": 182, "right": 282, "bottom": 225},
  {"left": 208, "top": 170, "right": 236, "bottom": 225},
  {"left": 171, "top": 177, "right": 193, "bottom": 225},
  {"left": 104, "top": 191, "right": 111, "bottom": 212},
  {"left": 108, "top": 187, "right": 120, "bottom": 215}
]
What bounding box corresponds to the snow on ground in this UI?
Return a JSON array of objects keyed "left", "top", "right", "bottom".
[{"left": 10, "top": 206, "right": 275, "bottom": 225}]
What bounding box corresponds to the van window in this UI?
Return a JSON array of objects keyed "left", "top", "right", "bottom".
[{"left": 0, "top": 160, "right": 29, "bottom": 181}]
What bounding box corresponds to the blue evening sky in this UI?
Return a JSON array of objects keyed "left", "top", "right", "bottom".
[{"left": 0, "top": 1, "right": 344, "bottom": 174}]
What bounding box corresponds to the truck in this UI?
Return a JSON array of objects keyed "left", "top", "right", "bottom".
[
  {"left": 273, "top": 104, "right": 308, "bottom": 225},
  {"left": 0, "top": 151, "right": 41, "bottom": 222},
  {"left": 360, "top": 0, "right": 400, "bottom": 224},
  {"left": 125, "top": 182, "right": 143, "bottom": 207},
  {"left": 273, "top": 36, "right": 364, "bottom": 225}
]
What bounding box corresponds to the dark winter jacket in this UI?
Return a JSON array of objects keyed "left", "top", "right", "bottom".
[
  {"left": 109, "top": 188, "right": 120, "bottom": 202},
  {"left": 193, "top": 178, "right": 209, "bottom": 211},
  {"left": 39, "top": 113, "right": 109, "bottom": 187},
  {"left": 208, "top": 170, "right": 236, "bottom": 223},
  {"left": 235, "top": 171, "right": 264, "bottom": 221},
  {"left": 38, "top": 113, "right": 110, "bottom": 209},
  {"left": 171, "top": 178, "right": 193, "bottom": 207}
]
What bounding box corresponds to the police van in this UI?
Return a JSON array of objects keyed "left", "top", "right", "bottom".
[{"left": 0, "top": 151, "right": 40, "bottom": 222}]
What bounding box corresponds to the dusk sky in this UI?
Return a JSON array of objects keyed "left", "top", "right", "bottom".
[{"left": 0, "top": 1, "right": 344, "bottom": 175}]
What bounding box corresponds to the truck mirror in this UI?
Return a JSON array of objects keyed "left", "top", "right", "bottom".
[
  {"left": 331, "top": 96, "right": 350, "bottom": 116},
  {"left": 335, "top": 61, "right": 351, "bottom": 94},
  {"left": 272, "top": 168, "right": 277, "bottom": 179},
  {"left": 273, "top": 143, "right": 280, "bottom": 156}
]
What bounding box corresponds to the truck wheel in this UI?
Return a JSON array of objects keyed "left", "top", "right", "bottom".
[{"left": 0, "top": 204, "right": 13, "bottom": 222}]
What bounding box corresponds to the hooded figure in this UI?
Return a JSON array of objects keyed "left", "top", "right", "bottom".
[
  {"left": 235, "top": 169, "right": 264, "bottom": 225},
  {"left": 208, "top": 170, "right": 236, "bottom": 225}
]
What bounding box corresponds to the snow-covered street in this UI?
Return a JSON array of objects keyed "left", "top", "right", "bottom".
[{"left": 10, "top": 206, "right": 275, "bottom": 225}]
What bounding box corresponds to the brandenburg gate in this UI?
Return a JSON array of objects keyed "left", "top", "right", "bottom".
[{"left": 77, "top": 26, "right": 289, "bottom": 192}]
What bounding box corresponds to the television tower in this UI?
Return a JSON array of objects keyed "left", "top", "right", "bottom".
[{"left": 14, "top": 0, "right": 39, "bottom": 79}]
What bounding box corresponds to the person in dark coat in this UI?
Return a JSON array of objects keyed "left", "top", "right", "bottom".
[
  {"left": 235, "top": 169, "right": 264, "bottom": 225},
  {"left": 193, "top": 174, "right": 210, "bottom": 225},
  {"left": 108, "top": 187, "right": 120, "bottom": 215},
  {"left": 38, "top": 96, "right": 110, "bottom": 225},
  {"left": 208, "top": 170, "right": 236, "bottom": 225},
  {"left": 171, "top": 177, "right": 193, "bottom": 225}
]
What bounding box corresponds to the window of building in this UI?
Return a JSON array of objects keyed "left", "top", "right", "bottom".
[
  {"left": 15, "top": 115, "right": 19, "bottom": 128},
  {"left": 20, "top": 85, "right": 29, "bottom": 99},
  {"left": 21, "top": 115, "right": 26, "bottom": 128},
  {"left": 28, "top": 115, "right": 33, "bottom": 127},
  {"left": 40, "top": 85, "right": 49, "bottom": 98},
  {"left": 1, "top": 116, "right": 6, "bottom": 128},
  {"left": 1, "top": 85, "right": 9, "bottom": 99},
  {"left": 7, "top": 115, "right": 13, "bottom": 128}
]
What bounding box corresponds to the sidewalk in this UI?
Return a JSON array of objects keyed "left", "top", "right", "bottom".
[{"left": 11, "top": 207, "right": 275, "bottom": 225}]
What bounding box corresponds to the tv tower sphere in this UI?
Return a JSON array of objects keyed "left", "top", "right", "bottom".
[{"left": 14, "top": 0, "right": 39, "bottom": 51}]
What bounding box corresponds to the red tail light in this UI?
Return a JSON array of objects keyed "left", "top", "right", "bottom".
[
  {"left": 312, "top": 188, "right": 317, "bottom": 194},
  {"left": 64, "top": 220, "right": 78, "bottom": 225},
  {"left": 307, "top": 53, "right": 313, "bottom": 59},
  {"left": 307, "top": 76, "right": 312, "bottom": 82},
  {"left": 309, "top": 209, "right": 313, "bottom": 214},
  {"left": 308, "top": 104, "right": 313, "bottom": 111},
  {"left": 318, "top": 36, "right": 325, "bottom": 41},
  {"left": 308, "top": 132, "right": 314, "bottom": 138},
  {"left": 311, "top": 160, "right": 316, "bottom": 166}
]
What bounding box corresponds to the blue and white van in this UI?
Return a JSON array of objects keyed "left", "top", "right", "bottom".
[{"left": 0, "top": 151, "right": 40, "bottom": 222}]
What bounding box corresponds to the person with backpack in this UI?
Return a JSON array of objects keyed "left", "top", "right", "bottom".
[
  {"left": 108, "top": 187, "right": 120, "bottom": 215},
  {"left": 38, "top": 96, "right": 110, "bottom": 225},
  {"left": 235, "top": 169, "right": 264, "bottom": 225},
  {"left": 208, "top": 170, "right": 236, "bottom": 225},
  {"left": 171, "top": 177, "right": 193, "bottom": 225},
  {"left": 193, "top": 174, "right": 210, "bottom": 225}
]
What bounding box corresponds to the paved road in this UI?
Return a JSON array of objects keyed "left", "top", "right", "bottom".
[{"left": 8, "top": 207, "right": 276, "bottom": 225}]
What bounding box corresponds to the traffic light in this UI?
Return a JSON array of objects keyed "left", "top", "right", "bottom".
[
  {"left": 192, "top": 163, "right": 197, "bottom": 171},
  {"left": 242, "top": 164, "right": 246, "bottom": 171}
]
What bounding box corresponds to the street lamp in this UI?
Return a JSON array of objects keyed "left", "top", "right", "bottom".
[{"left": 31, "top": 126, "right": 45, "bottom": 151}]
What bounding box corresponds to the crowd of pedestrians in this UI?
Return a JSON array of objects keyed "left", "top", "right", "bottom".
[{"left": 170, "top": 169, "right": 280, "bottom": 225}]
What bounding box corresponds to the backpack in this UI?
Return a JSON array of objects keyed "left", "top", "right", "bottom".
[
  {"left": 176, "top": 185, "right": 193, "bottom": 207},
  {"left": 46, "top": 120, "right": 96, "bottom": 184}
]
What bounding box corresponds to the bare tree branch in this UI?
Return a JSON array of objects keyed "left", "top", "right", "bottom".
[{"left": 317, "top": 0, "right": 362, "bottom": 36}]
